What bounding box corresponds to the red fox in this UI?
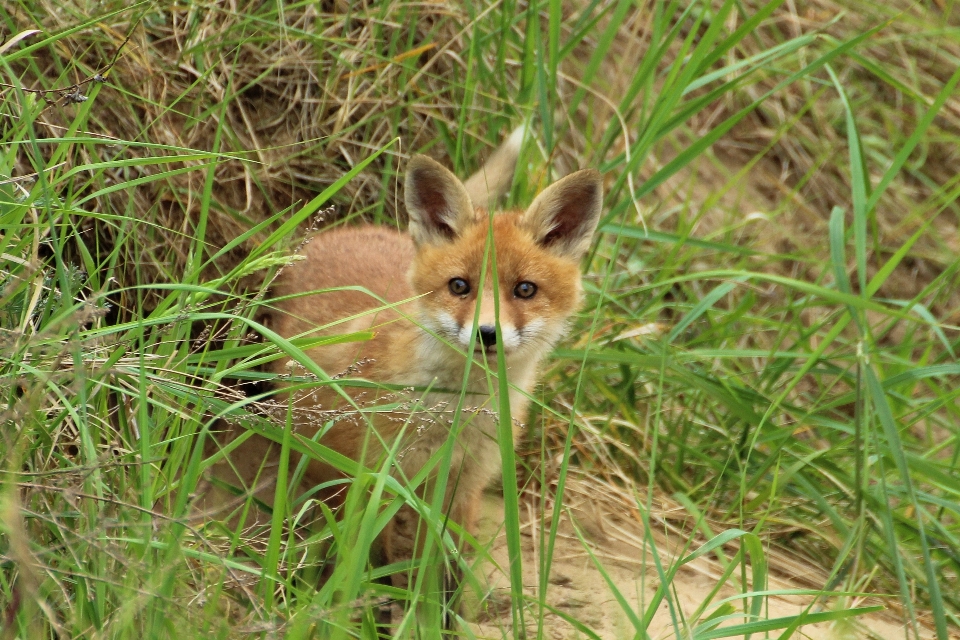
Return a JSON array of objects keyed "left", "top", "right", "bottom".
[{"left": 228, "top": 128, "right": 601, "bottom": 609}]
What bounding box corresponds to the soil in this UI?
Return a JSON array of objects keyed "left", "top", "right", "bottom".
[{"left": 467, "top": 478, "right": 943, "bottom": 640}]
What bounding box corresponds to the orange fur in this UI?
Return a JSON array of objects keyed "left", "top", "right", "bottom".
[{"left": 241, "top": 133, "right": 603, "bottom": 602}]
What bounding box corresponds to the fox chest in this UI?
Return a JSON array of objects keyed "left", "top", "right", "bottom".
[{"left": 386, "top": 386, "right": 525, "bottom": 489}]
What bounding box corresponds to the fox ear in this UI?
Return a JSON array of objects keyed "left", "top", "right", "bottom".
[
  {"left": 520, "top": 169, "right": 603, "bottom": 260},
  {"left": 405, "top": 155, "right": 475, "bottom": 246}
]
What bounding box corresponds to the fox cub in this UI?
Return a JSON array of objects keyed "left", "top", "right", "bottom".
[{"left": 264, "top": 129, "right": 602, "bottom": 590}]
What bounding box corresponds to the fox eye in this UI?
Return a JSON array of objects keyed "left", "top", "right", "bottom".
[
  {"left": 448, "top": 277, "right": 470, "bottom": 296},
  {"left": 514, "top": 281, "right": 537, "bottom": 299}
]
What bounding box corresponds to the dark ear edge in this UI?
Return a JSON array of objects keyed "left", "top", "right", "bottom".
[
  {"left": 404, "top": 155, "right": 474, "bottom": 246},
  {"left": 520, "top": 169, "right": 603, "bottom": 260}
]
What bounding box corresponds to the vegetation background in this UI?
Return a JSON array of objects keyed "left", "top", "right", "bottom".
[{"left": 1, "top": 0, "right": 958, "bottom": 638}]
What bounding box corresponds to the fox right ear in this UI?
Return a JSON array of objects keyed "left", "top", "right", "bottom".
[
  {"left": 520, "top": 169, "right": 604, "bottom": 260},
  {"left": 405, "top": 155, "right": 475, "bottom": 246}
]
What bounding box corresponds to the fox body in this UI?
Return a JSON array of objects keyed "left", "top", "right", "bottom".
[{"left": 256, "top": 134, "right": 603, "bottom": 585}]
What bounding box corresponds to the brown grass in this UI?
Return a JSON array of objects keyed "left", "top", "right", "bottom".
[
  {"left": 8, "top": 0, "right": 960, "bottom": 318},
  {"left": 4, "top": 0, "right": 960, "bottom": 631}
]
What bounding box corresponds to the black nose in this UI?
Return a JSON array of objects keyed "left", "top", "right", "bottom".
[{"left": 478, "top": 325, "right": 497, "bottom": 347}]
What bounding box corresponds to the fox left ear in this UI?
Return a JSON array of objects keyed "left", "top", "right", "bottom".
[
  {"left": 520, "top": 169, "right": 603, "bottom": 260},
  {"left": 405, "top": 155, "right": 475, "bottom": 246}
]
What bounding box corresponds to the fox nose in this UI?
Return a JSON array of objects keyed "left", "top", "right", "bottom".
[{"left": 477, "top": 325, "right": 497, "bottom": 347}]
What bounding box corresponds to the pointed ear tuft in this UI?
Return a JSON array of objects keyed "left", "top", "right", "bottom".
[
  {"left": 520, "top": 169, "right": 603, "bottom": 260},
  {"left": 405, "top": 155, "right": 475, "bottom": 246}
]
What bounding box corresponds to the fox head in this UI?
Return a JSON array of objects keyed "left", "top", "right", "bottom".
[{"left": 404, "top": 155, "right": 603, "bottom": 364}]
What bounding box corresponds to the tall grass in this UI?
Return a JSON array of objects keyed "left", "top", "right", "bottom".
[{"left": 1, "top": 0, "right": 958, "bottom": 638}]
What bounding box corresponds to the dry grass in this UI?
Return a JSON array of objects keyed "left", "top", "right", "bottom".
[
  {"left": 9, "top": 0, "right": 960, "bottom": 309},
  {"left": 3, "top": 0, "right": 960, "bottom": 636},
  {"left": 13, "top": 2, "right": 515, "bottom": 307}
]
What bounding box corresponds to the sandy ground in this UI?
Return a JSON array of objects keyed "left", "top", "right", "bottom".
[{"left": 466, "top": 476, "right": 943, "bottom": 640}]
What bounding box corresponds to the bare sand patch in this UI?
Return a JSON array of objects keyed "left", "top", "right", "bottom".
[{"left": 469, "top": 476, "right": 942, "bottom": 640}]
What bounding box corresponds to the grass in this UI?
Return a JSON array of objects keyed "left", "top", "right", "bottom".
[{"left": 1, "top": 0, "right": 959, "bottom": 638}]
